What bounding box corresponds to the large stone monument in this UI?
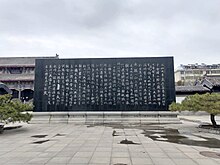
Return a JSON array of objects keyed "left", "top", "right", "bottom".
[{"left": 34, "top": 57, "right": 175, "bottom": 112}]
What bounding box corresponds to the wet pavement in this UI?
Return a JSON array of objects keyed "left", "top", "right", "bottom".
[{"left": 1, "top": 117, "right": 220, "bottom": 165}]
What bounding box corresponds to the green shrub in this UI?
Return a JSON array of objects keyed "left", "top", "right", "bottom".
[{"left": 0, "top": 94, "right": 32, "bottom": 124}]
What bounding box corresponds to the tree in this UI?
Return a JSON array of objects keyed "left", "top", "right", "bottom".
[
  {"left": 0, "top": 94, "right": 32, "bottom": 125},
  {"left": 169, "top": 93, "right": 220, "bottom": 128}
]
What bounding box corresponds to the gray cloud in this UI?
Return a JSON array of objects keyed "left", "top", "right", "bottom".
[
  {"left": 0, "top": 0, "right": 220, "bottom": 68},
  {"left": 0, "top": 0, "right": 123, "bottom": 34}
]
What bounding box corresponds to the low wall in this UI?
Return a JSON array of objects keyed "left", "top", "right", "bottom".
[{"left": 31, "top": 111, "right": 180, "bottom": 124}]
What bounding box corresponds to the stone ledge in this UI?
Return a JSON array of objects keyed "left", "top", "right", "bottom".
[{"left": 30, "top": 111, "right": 180, "bottom": 124}]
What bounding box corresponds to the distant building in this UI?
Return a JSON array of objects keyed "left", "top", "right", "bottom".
[
  {"left": 175, "top": 74, "right": 220, "bottom": 103},
  {"left": 0, "top": 56, "right": 58, "bottom": 101},
  {"left": 175, "top": 85, "right": 210, "bottom": 103},
  {"left": 175, "top": 63, "right": 220, "bottom": 86}
]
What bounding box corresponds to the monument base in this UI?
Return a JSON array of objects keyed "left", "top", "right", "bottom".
[{"left": 30, "top": 111, "right": 180, "bottom": 124}]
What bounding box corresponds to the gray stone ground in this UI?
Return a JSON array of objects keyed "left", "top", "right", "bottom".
[{"left": 1, "top": 115, "right": 220, "bottom": 165}]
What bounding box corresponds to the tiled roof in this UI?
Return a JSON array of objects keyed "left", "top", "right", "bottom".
[
  {"left": 0, "top": 56, "right": 57, "bottom": 67},
  {"left": 0, "top": 74, "right": 34, "bottom": 81},
  {"left": 204, "top": 75, "right": 220, "bottom": 86},
  {"left": 176, "top": 85, "right": 210, "bottom": 93},
  {"left": 201, "top": 78, "right": 213, "bottom": 89}
]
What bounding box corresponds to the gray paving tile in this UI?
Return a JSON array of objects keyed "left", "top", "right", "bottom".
[
  {"left": 4, "top": 157, "right": 31, "bottom": 164},
  {"left": 0, "top": 157, "right": 11, "bottom": 164},
  {"left": 152, "top": 158, "right": 176, "bottom": 165},
  {"left": 88, "top": 164, "right": 107, "bottom": 165},
  {"left": 74, "top": 152, "right": 94, "bottom": 158},
  {"left": 144, "top": 148, "right": 164, "bottom": 153},
  {"left": 5, "top": 164, "right": 29, "bottom": 165},
  {"left": 45, "top": 147, "right": 65, "bottom": 152},
  {"left": 69, "top": 157, "right": 91, "bottom": 164},
  {"left": 148, "top": 152, "right": 169, "bottom": 158},
  {"left": 177, "top": 146, "right": 198, "bottom": 153},
  {"left": 142, "top": 143, "right": 159, "bottom": 148},
  {"left": 38, "top": 151, "right": 58, "bottom": 157},
  {"left": 112, "top": 146, "right": 129, "bottom": 152},
  {"left": 92, "top": 151, "right": 111, "bottom": 157},
  {"left": 172, "top": 158, "right": 198, "bottom": 165},
  {"left": 194, "top": 158, "right": 220, "bottom": 165},
  {"left": 28, "top": 157, "right": 51, "bottom": 164},
  {"left": 111, "top": 157, "right": 132, "bottom": 165},
  {"left": 56, "top": 151, "right": 77, "bottom": 157},
  {"left": 67, "top": 164, "right": 88, "bottom": 165},
  {"left": 111, "top": 158, "right": 131, "bottom": 165},
  {"left": 47, "top": 156, "right": 72, "bottom": 164},
  {"left": 166, "top": 152, "right": 189, "bottom": 159},
  {"left": 112, "top": 152, "right": 130, "bottom": 158},
  {"left": 79, "top": 147, "right": 96, "bottom": 152},
  {"left": 0, "top": 152, "right": 20, "bottom": 158},
  {"left": 184, "top": 152, "right": 206, "bottom": 159},
  {"left": 17, "top": 151, "right": 42, "bottom": 158},
  {"left": 130, "top": 152, "right": 149, "bottom": 158},
  {"left": 89, "top": 157, "right": 110, "bottom": 164},
  {"left": 162, "top": 148, "right": 181, "bottom": 153},
  {"left": 95, "top": 147, "right": 112, "bottom": 152},
  {"left": 14, "top": 147, "right": 34, "bottom": 152},
  {"left": 1, "top": 122, "right": 220, "bottom": 165},
  {"left": 131, "top": 157, "right": 153, "bottom": 164}
]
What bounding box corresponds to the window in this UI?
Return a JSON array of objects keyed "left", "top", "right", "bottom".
[
  {"left": 8, "top": 67, "right": 22, "bottom": 74},
  {"left": 186, "top": 71, "right": 193, "bottom": 74},
  {"left": 185, "top": 76, "right": 194, "bottom": 79}
]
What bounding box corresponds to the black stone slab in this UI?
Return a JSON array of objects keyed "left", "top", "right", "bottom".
[{"left": 34, "top": 57, "right": 175, "bottom": 111}]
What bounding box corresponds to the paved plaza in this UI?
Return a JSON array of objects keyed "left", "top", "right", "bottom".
[{"left": 0, "top": 115, "right": 220, "bottom": 165}]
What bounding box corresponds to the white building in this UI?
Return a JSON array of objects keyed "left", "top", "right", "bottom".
[{"left": 175, "top": 63, "right": 220, "bottom": 85}]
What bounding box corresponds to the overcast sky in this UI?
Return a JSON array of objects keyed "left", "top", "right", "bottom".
[{"left": 0, "top": 0, "right": 220, "bottom": 68}]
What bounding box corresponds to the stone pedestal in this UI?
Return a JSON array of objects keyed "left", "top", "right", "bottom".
[{"left": 31, "top": 111, "right": 180, "bottom": 124}]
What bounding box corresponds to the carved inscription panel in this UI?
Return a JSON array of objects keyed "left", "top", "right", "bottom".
[{"left": 34, "top": 57, "right": 175, "bottom": 111}]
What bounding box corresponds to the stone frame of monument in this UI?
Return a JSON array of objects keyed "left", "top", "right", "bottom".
[{"left": 34, "top": 57, "right": 175, "bottom": 112}]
